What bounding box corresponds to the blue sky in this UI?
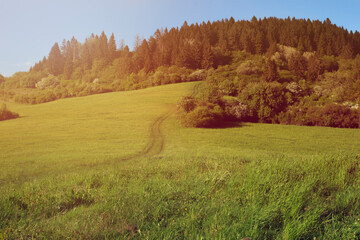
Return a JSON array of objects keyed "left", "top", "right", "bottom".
[{"left": 1, "top": 0, "right": 360, "bottom": 77}]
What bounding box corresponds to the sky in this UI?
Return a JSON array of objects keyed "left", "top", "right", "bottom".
[{"left": 1, "top": 0, "right": 360, "bottom": 77}]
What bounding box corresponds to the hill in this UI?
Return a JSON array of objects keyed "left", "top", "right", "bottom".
[
  {"left": 1, "top": 16, "right": 360, "bottom": 128},
  {"left": 1, "top": 82, "right": 360, "bottom": 239}
]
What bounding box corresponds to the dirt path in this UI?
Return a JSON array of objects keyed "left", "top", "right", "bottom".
[{"left": 120, "top": 82, "right": 201, "bottom": 161}]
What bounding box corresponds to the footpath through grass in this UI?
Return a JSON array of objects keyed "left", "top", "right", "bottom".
[{"left": 1, "top": 82, "right": 360, "bottom": 239}]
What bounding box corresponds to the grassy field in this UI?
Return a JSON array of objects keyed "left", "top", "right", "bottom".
[{"left": 1, "top": 82, "right": 360, "bottom": 239}]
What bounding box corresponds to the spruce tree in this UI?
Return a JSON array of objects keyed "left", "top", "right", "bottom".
[
  {"left": 255, "top": 30, "right": 266, "bottom": 54},
  {"left": 108, "top": 33, "right": 117, "bottom": 62},
  {"left": 317, "top": 33, "right": 327, "bottom": 56},
  {"left": 99, "top": 31, "right": 109, "bottom": 60},
  {"left": 201, "top": 41, "right": 214, "bottom": 69},
  {"left": 81, "top": 44, "right": 92, "bottom": 70},
  {"left": 48, "top": 42, "right": 64, "bottom": 75},
  {"left": 262, "top": 58, "right": 279, "bottom": 82},
  {"left": 191, "top": 40, "right": 202, "bottom": 69},
  {"left": 340, "top": 43, "right": 354, "bottom": 59},
  {"left": 64, "top": 55, "right": 73, "bottom": 80},
  {"left": 288, "top": 53, "right": 306, "bottom": 79}
]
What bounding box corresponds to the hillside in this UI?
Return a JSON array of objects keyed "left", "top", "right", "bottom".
[
  {"left": 1, "top": 82, "right": 360, "bottom": 238},
  {"left": 1, "top": 16, "right": 360, "bottom": 129}
]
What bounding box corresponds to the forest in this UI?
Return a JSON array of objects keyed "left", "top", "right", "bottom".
[{"left": 1, "top": 16, "right": 359, "bottom": 127}]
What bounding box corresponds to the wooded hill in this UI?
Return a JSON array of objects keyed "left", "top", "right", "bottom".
[{"left": 1, "top": 16, "right": 360, "bottom": 127}]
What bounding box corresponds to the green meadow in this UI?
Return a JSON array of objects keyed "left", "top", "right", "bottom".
[{"left": 1, "top": 82, "right": 360, "bottom": 239}]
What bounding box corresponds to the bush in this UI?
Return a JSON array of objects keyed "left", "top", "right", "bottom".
[
  {"left": 278, "top": 104, "right": 360, "bottom": 128},
  {"left": 178, "top": 98, "right": 224, "bottom": 128},
  {"left": 35, "top": 75, "right": 60, "bottom": 90},
  {"left": 180, "top": 104, "right": 224, "bottom": 128},
  {"left": 223, "top": 97, "right": 249, "bottom": 121},
  {"left": 239, "top": 82, "right": 287, "bottom": 123},
  {"left": 321, "top": 55, "right": 339, "bottom": 72},
  {"left": 0, "top": 104, "right": 19, "bottom": 121},
  {"left": 307, "top": 104, "right": 359, "bottom": 128},
  {"left": 236, "top": 60, "right": 262, "bottom": 75},
  {"left": 177, "top": 96, "right": 198, "bottom": 113}
]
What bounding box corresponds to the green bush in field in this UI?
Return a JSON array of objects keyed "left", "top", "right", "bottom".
[
  {"left": 239, "top": 81, "right": 287, "bottom": 123},
  {"left": 0, "top": 104, "right": 19, "bottom": 121},
  {"left": 183, "top": 104, "right": 224, "bottom": 128},
  {"left": 178, "top": 97, "right": 224, "bottom": 128}
]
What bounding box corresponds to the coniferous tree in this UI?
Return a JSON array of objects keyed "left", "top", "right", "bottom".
[
  {"left": 108, "top": 33, "right": 117, "bottom": 62},
  {"left": 262, "top": 58, "right": 279, "bottom": 82},
  {"left": 266, "top": 42, "right": 277, "bottom": 58},
  {"left": 48, "top": 43, "right": 64, "bottom": 75},
  {"left": 201, "top": 40, "right": 214, "bottom": 69},
  {"left": 255, "top": 30, "right": 266, "bottom": 54},
  {"left": 64, "top": 54, "right": 73, "bottom": 79},
  {"left": 288, "top": 53, "right": 306, "bottom": 79},
  {"left": 70, "top": 37, "right": 80, "bottom": 62},
  {"left": 134, "top": 35, "right": 142, "bottom": 51},
  {"left": 227, "top": 26, "right": 238, "bottom": 51},
  {"left": 133, "top": 39, "right": 150, "bottom": 72},
  {"left": 99, "top": 31, "right": 109, "bottom": 61},
  {"left": 243, "top": 35, "right": 255, "bottom": 54},
  {"left": 317, "top": 33, "right": 327, "bottom": 56},
  {"left": 340, "top": 43, "right": 354, "bottom": 59},
  {"left": 191, "top": 40, "right": 202, "bottom": 69},
  {"left": 81, "top": 44, "right": 92, "bottom": 70},
  {"left": 218, "top": 31, "right": 228, "bottom": 55}
]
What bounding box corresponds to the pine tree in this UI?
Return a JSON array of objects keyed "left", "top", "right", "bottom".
[
  {"left": 108, "top": 33, "right": 117, "bottom": 62},
  {"left": 191, "top": 40, "right": 202, "bottom": 69},
  {"left": 134, "top": 35, "right": 142, "bottom": 51},
  {"left": 317, "top": 33, "right": 327, "bottom": 56},
  {"left": 64, "top": 54, "right": 73, "bottom": 79},
  {"left": 288, "top": 53, "right": 306, "bottom": 79},
  {"left": 340, "top": 43, "right": 354, "bottom": 59},
  {"left": 48, "top": 43, "right": 64, "bottom": 75},
  {"left": 266, "top": 42, "right": 277, "bottom": 58},
  {"left": 99, "top": 31, "right": 109, "bottom": 60},
  {"left": 255, "top": 30, "right": 266, "bottom": 54},
  {"left": 71, "top": 37, "right": 80, "bottom": 62},
  {"left": 81, "top": 44, "right": 92, "bottom": 70},
  {"left": 227, "top": 26, "right": 238, "bottom": 51},
  {"left": 201, "top": 40, "right": 214, "bottom": 69},
  {"left": 262, "top": 58, "right": 279, "bottom": 82},
  {"left": 218, "top": 31, "right": 228, "bottom": 55},
  {"left": 243, "top": 35, "right": 255, "bottom": 54}
]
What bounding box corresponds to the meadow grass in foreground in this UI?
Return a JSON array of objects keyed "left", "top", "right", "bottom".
[{"left": 1, "top": 82, "right": 360, "bottom": 239}]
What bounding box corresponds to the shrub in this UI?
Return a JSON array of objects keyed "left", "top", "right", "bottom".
[
  {"left": 177, "top": 96, "right": 198, "bottom": 113},
  {"left": 223, "top": 97, "right": 249, "bottom": 121},
  {"left": 239, "top": 82, "right": 287, "bottom": 123},
  {"left": 279, "top": 104, "right": 360, "bottom": 128},
  {"left": 307, "top": 104, "right": 359, "bottom": 128},
  {"left": 35, "top": 75, "right": 60, "bottom": 90},
  {"left": 178, "top": 97, "right": 224, "bottom": 128},
  {"left": 236, "top": 60, "right": 262, "bottom": 75},
  {"left": 321, "top": 55, "right": 339, "bottom": 72},
  {"left": 180, "top": 104, "right": 224, "bottom": 128},
  {"left": 0, "top": 104, "right": 19, "bottom": 121}
]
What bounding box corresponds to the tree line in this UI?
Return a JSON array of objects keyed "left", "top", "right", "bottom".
[
  {"left": 1, "top": 16, "right": 360, "bottom": 128},
  {"left": 29, "top": 16, "right": 360, "bottom": 79}
]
